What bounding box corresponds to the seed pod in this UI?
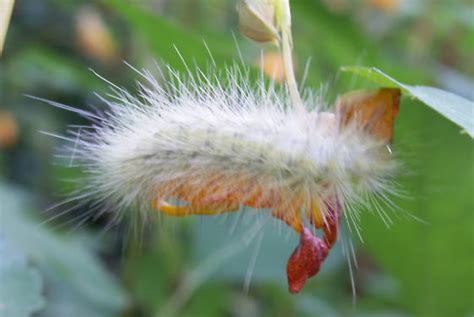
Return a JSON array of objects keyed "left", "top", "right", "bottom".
[{"left": 237, "top": 0, "right": 280, "bottom": 43}]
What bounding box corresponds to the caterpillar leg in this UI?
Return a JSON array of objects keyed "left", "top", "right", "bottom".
[
  {"left": 322, "top": 200, "right": 341, "bottom": 249},
  {"left": 153, "top": 199, "right": 239, "bottom": 216},
  {"left": 272, "top": 207, "right": 304, "bottom": 233},
  {"left": 271, "top": 195, "right": 324, "bottom": 233},
  {"left": 305, "top": 199, "right": 323, "bottom": 229}
]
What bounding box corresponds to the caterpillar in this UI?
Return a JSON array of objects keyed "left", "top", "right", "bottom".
[{"left": 54, "top": 65, "right": 400, "bottom": 293}]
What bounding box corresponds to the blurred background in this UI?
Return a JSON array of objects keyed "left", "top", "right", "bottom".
[{"left": 0, "top": 1, "right": 473, "bottom": 316}]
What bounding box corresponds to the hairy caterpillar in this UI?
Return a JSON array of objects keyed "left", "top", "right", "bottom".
[{"left": 52, "top": 66, "right": 400, "bottom": 293}]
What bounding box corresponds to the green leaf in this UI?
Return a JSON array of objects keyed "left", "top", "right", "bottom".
[
  {"left": 192, "top": 212, "right": 345, "bottom": 284},
  {"left": 360, "top": 98, "right": 474, "bottom": 316},
  {"left": 101, "top": 0, "right": 232, "bottom": 70},
  {"left": 342, "top": 66, "right": 474, "bottom": 138},
  {"left": 0, "top": 184, "right": 128, "bottom": 314},
  {"left": 0, "top": 237, "right": 45, "bottom": 317},
  {"left": 37, "top": 269, "right": 120, "bottom": 317}
]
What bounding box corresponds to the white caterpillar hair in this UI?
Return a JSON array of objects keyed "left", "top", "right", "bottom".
[
  {"left": 43, "top": 62, "right": 402, "bottom": 294},
  {"left": 48, "top": 64, "right": 399, "bottom": 234}
]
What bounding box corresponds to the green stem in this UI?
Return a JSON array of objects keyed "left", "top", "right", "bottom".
[{"left": 276, "top": 0, "right": 305, "bottom": 112}]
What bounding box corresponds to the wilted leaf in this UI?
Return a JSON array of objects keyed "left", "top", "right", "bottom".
[
  {"left": 336, "top": 88, "right": 400, "bottom": 141},
  {"left": 342, "top": 66, "right": 474, "bottom": 138}
]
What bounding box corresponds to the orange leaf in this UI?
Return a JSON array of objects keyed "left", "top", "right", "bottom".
[{"left": 336, "top": 88, "right": 400, "bottom": 141}]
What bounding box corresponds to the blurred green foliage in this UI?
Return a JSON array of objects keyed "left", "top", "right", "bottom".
[{"left": 0, "top": 1, "right": 473, "bottom": 317}]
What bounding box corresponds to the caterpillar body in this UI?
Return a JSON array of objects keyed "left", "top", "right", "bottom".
[{"left": 57, "top": 66, "right": 400, "bottom": 293}]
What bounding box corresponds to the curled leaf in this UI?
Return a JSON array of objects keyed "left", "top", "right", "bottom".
[
  {"left": 336, "top": 88, "right": 400, "bottom": 141},
  {"left": 342, "top": 66, "right": 474, "bottom": 138}
]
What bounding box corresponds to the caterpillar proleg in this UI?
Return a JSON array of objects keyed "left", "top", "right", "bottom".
[{"left": 55, "top": 65, "right": 400, "bottom": 293}]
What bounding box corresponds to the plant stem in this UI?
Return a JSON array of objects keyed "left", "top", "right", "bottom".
[{"left": 277, "top": 0, "right": 305, "bottom": 112}]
